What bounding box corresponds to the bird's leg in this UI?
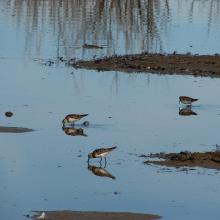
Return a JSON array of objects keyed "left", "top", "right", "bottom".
[
  {"left": 87, "top": 157, "right": 90, "bottom": 165},
  {"left": 104, "top": 157, "right": 107, "bottom": 168},
  {"left": 99, "top": 157, "right": 103, "bottom": 167}
]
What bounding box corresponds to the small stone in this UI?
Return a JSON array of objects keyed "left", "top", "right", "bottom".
[
  {"left": 83, "top": 121, "right": 90, "bottom": 127},
  {"left": 5, "top": 111, "right": 13, "bottom": 117}
]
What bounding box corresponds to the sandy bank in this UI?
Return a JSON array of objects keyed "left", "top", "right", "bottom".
[{"left": 71, "top": 53, "right": 220, "bottom": 77}]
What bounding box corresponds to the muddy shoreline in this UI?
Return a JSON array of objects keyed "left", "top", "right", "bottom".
[
  {"left": 141, "top": 151, "right": 220, "bottom": 170},
  {"left": 71, "top": 53, "right": 220, "bottom": 77},
  {"left": 32, "top": 211, "right": 161, "bottom": 220},
  {"left": 0, "top": 126, "right": 34, "bottom": 133}
]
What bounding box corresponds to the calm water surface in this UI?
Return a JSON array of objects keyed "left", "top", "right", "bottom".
[{"left": 0, "top": 1, "right": 220, "bottom": 220}]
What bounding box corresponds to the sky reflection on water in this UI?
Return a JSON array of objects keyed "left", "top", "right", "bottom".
[{"left": 1, "top": 0, "right": 220, "bottom": 59}]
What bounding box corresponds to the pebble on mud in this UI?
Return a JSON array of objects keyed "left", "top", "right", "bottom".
[
  {"left": 83, "top": 121, "right": 90, "bottom": 127},
  {"left": 5, "top": 111, "right": 13, "bottom": 117}
]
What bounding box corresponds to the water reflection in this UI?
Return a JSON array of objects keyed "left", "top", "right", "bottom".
[
  {"left": 62, "top": 127, "right": 87, "bottom": 137},
  {"left": 179, "top": 106, "right": 197, "bottom": 116},
  {"left": 87, "top": 164, "right": 116, "bottom": 179},
  {"left": 3, "top": 0, "right": 220, "bottom": 59},
  {"left": 216, "top": 144, "right": 220, "bottom": 152},
  {"left": 5, "top": 0, "right": 170, "bottom": 58}
]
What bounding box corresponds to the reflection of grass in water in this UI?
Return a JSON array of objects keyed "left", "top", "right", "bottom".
[{"left": 8, "top": 0, "right": 170, "bottom": 58}]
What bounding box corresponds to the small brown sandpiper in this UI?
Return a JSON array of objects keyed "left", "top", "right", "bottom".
[
  {"left": 62, "top": 114, "right": 88, "bottom": 124},
  {"left": 179, "top": 96, "right": 198, "bottom": 105},
  {"left": 88, "top": 146, "right": 117, "bottom": 165}
]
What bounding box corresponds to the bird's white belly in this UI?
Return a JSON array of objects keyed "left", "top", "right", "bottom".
[
  {"left": 69, "top": 118, "right": 78, "bottom": 122},
  {"left": 98, "top": 152, "right": 108, "bottom": 157}
]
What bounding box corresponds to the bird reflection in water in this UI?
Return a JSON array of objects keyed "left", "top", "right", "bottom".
[
  {"left": 179, "top": 106, "right": 197, "bottom": 116},
  {"left": 87, "top": 164, "right": 116, "bottom": 180},
  {"left": 62, "top": 127, "right": 87, "bottom": 137}
]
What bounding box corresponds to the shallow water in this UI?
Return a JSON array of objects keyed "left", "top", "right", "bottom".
[{"left": 0, "top": 1, "right": 220, "bottom": 220}]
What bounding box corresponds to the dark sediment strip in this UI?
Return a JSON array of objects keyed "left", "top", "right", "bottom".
[
  {"left": 0, "top": 126, "right": 34, "bottom": 133},
  {"left": 71, "top": 53, "right": 220, "bottom": 77},
  {"left": 32, "top": 211, "right": 161, "bottom": 220},
  {"left": 141, "top": 151, "right": 220, "bottom": 170}
]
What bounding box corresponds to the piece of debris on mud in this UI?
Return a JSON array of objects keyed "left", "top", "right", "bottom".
[
  {"left": 83, "top": 44, "right": 103, "bottom": 49},
  {"left": 71, "top": 53, "right": 220, "bottom": 77},
  {"left": 142, "top": 151, "right": 220, "bottom": 170},
  {"left": 31, "top": 210, "right": 161, "bottom": 220},
  {"left": 5, "top": 111, "right": 13, "bottom": 117}
]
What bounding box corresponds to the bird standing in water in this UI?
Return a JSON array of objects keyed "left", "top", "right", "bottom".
[
  {"left": 62, "top": 114, "right": 88, "bottom": 125},
  {"left": 179, "top": 96, "right": 198, "bottom": 105},
  {"left": 88, "top": 146, "right": 117, "bottom": 166}
]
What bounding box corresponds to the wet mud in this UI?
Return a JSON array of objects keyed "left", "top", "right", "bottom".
[
  {"left": 31, "top": 211, "right": 161, "bottom": 220},
  {"left": 71, "top": 53, "right": 220, "bottom": 77},
  {"left": 141, "top": 151, "right": 220, "bottom": 169},
  {"left": 0, "top": 126, "right": 34, "bottom": 133}
]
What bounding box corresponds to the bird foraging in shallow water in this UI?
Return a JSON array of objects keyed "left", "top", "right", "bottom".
[
  {"left": 88, "top": 146, "right": 117, "bottom": 165},
  {"left": 62, "top": 114, "right": 88, "bottom": 125},
  {"left": 179, "top": 96, "right": 198, "bottom": 105}
]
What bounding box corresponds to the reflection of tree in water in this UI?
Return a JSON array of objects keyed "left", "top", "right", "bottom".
[
  {"left": 8, "top": 0, "right": 170, "bottom": 58},
  {"left": 7, "top": 0, "right": 220, "bottom": 59},
  {"left": 187, "top": 0, "right": 220, "bottom": 33}
]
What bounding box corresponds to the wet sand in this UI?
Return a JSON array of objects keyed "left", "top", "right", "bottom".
[
  {"left": 71, "top": 53, "right": 220, "bottom": 77},
  {"left": 32, "top": 211, "right": 161, "bottom": 220},
  {"left": 141, "top": 151, "right": 220, "bottom": 169},
  {"left": 0, "top": 126, "right": 34, "bottom": 133}
]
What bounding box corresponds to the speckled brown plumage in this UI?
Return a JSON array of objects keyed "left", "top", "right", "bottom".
[
  {"left": 62, "top": 114, "right": 88, "bottom": 124},
  {"left": 88, "top": 146, "right": 117, "bottom": 159},
  {"left": 179, "top": 96, "right": 198, "bottom": 105}
]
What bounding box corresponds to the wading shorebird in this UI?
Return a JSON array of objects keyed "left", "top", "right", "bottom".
[
  {"left": 179, "top": 96, "right": 198, "bottom": 105},
  {"left": 62, "top": 114, "right": 88, "bottom": 125},
  {"left": 88, "top": 146, "right": 117, "bottom": 165},
  {"left": 88, "top": 164, "right": 116, "bottom": 179}
]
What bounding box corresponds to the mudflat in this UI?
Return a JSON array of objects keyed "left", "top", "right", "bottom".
[
  {"left": 0, "top": 126, "right": 34, "bottom": 133},
  {"left": 32, "top": 211, "right": 161, "bottom": 220},
  {"left": 71, "top": 53, "right": 220, "bottom": 77},
  {"left": 141, "top": 151, "right": 220, "bottom": 169}
]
